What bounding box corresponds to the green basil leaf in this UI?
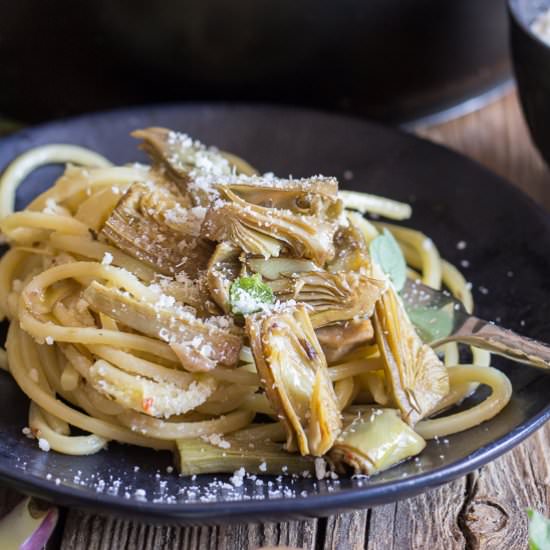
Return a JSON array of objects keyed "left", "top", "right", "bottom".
[
  {"left": 405, "top": 304, "right": 454, "bottom": 343},
  {"left": 369, "top": 228, "right": 406, "bottom": 291},
  {"left": 229, "top": 274, "right": 275, "bottom": 315},
  {"left": 528, "top": 509, "right": 550, "bottom": 550}
]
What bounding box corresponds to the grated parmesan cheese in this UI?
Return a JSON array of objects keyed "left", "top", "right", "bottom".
[
  {"left": 229, "top": 467, "right": 246, "bottom": 487},
  {"left": 42, "top": 198, "right": 58, "bottom": 215},
  {"left": 200, "top": 433, "right": 231, "bottom": 449},
  {"left": 22, "top": 427, "right": 33, "bottom": 439},
  {"left": 314, "top": 457, "right": 327, "bottom": 480}
]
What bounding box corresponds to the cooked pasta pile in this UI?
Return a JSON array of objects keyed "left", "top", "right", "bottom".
[{"left": 0, "top": 128, "right": 512, "bottom": 477}]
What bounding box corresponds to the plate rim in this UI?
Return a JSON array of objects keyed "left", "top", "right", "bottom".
[
  {"left": 0, "top": 401, "right": 549, "bottom": 521},
  {"left": 4, "top": 99, "right": 546, "bottom": 217},
  {"left": 1, "top": 102, "right": 549, "bottom": 522}
]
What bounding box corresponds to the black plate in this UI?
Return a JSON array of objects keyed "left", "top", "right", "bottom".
[{"left": 0, "top": 105, "right": 549, "bottom": 524}]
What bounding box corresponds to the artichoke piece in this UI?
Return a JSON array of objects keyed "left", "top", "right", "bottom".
[
  {"left": 89, "top": 359, "right": 216, "bottom": 418},
  {"left": 374, "top": 286, "right": 449, "bottom": 424},
  {"left": 223, "top": 174, "right": 338, "bottom": 197},
  {"left": 131, "top": 127, "right": 232, "bottom": 204},
  {"left": 358, "top": 370, "right": 391, "bottom": 406},
  {"left": 316, "top": 319, "right": 375, "bottom": 364},
  {"left": 83, "top": 281, "right": 242, "bottom": 371},
  {"left": 99, "top": 182, "right": 213, "bottom": 278},
  {"left": 202, "top": 187, "right": 338, "bottom": 265},
  {"left": 205, "top": 205, "right": 283, "bottom": 259},
  {"left": 268, "top": 271, "right": 386, "bottom": 328},
  {"left": 246, "top": 305, "right": 341, "bottom": 456},
  {"left": 152, "top": 275, "right": 220, "bottom": 317},
  {"left": 206, "top": 242, "right": 242, "bottom": 313},
  {"left": 329, "top": 408, "right": 426, "bottom": 476},
  {"left": 176, "top": 435, "right": 314, "bottom": 476},
  {"left": 246, "top": 257, "right": 322, "bottom": 280},
  {"left": 217, "top": 175, "right": 341, "bottom": 218},
  {"left": 327, "top": 223, "right": 371, "bottom": 273}
]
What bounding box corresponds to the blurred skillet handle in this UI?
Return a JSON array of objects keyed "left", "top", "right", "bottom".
[{"left": 437, "top": 316, "right": 550, "bottom": 371}]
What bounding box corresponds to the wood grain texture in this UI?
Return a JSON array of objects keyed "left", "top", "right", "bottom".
[
  {"left": 3, "top": 89, "right": 550, "bottom": 549},
  {"left": 320, "top": 510, "right": 368, "bottom": 550},
  {"left": 366, "top": 478, "right": 467, "bottom": 550},
  {"left": 454, "top": 426, "right": 550, "bottom": 550},
  {"left": 416, "top": 91, "right": 550, "bottom": 210},
  {"left": 60, "top": 512, "right": 318, "bottom": 550}
]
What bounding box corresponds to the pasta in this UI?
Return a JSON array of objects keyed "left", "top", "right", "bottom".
[{"left": 0, "top": 127, "right": 512, "bottom": 478}]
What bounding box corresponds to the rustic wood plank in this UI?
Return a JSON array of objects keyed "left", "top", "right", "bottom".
[
  {"left": 216, "top": 520, "right": 316, "bottom": 549},
  {"left": 60, "top": 512, "right": 214, "bottom": 550},
  {"left": 320, "top": 510, "right": 368, "bottom": 550},
  {"left": 456, "top": 426, "right": 550, "bottom": 550},
  {"left": 59, "top": 481, "right": 468, "bottom": 550},
  {"left": 60, "top": 511, "right": 317, "bottom": 550},
  {"left": 366, "top": 478, "right": 468, "bottom": 550}
]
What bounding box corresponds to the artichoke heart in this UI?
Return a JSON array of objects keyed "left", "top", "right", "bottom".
[
  {"left": 131, "top": 127, "right": 232, "bottom": 204},
  {"left": 216, "top": 175, "right": 341, "bottom": 218},
  {"left": 246, "top": 256, "right": 322, "bottom": 280},
  {"left": 202, "top": 187, "right": 338, "bottom": 266},
  {"left": 329, "top": 408, "right": 426, "bottom": 476},
  {"left": 206, "top": 242, "right": 243, "bottom": 313},
  {"left": 152, "top": 275, "right": 220, "bottom": 317},
  {"left": 83, "top": 281, "right": 242, "bottom": 371},
  {"left": 246, "top": 305, "right": 341, "bottom": 456},
  {"left": 327, "top": 223, "right": 371, "bottom": 273},
  {"left": 268, "top": 271, "right": 386, "bottom": 328},
  {"left": 99, "top": 182, "right": 213, "bottom": 279},
  {"left": 316, "top": 319, "right": 375, "bottom": 363},
  {"left": 374, "top": 286, "right": 449, "bottom": 424},
  {"left": 176, "top": 435, "right": 314, "bottom": 476},
  {"left": 89, "top": 359, "right": 216, "bottom": 419}
]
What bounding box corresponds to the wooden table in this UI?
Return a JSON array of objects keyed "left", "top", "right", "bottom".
[{"left": 2, "top": 90, "right": 550, "bottom": 549}]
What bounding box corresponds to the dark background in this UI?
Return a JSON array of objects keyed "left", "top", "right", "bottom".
[{"left": 1, "top": 0, "right": 510, "bottom": 125}]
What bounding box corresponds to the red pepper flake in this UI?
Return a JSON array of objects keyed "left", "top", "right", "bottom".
[{"left": 142, "top": 398, "right": 154, "bottom": 413}]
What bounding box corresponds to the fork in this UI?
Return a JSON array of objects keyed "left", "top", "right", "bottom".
[{"left": 401, "top": 278, "right": 550, "bottom": 370}]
